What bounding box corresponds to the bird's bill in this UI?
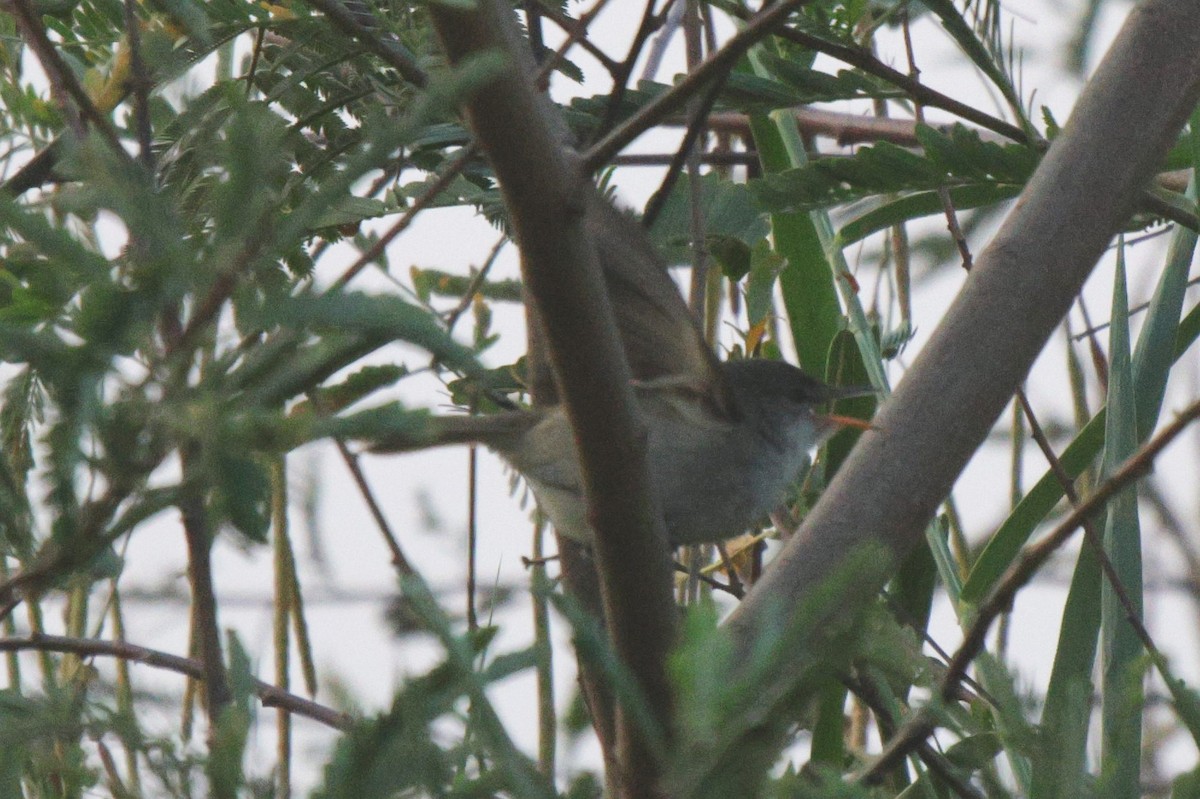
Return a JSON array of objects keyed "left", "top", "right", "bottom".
[{"left": 817, "top": 412, "right": 873, "bottom": 431}]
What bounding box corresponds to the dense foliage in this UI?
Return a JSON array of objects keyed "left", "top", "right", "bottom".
[{"left": 1, "top": 0, "right": 1199, "bottom": 797}]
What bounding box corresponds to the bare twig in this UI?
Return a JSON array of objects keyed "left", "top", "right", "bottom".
[
  {"left": 770, "top": 25, "right": 1030, "bottom": 144},
  {"left": 860, "top": 399, "right": 1200, "bottom": 780},
  {"left": 178, "top": 450, "right": 232, "bottom": 726},
  {"left": 444, "top": 235, "right": 509, "bottom": 333},
  {"left": 700, "top": 108, "right": 1007, "bottom": 147},
  {"left": 332, "top": 436, "right": 416, "bottom": 575},
  {"left": 848, "top": 672, "right": 985, "bottom": 799},
  {"left": 597, "top": 0, "right": 675, "bottom": 136},
  {"left": 583, "top": 0, "right": 821, "bottom": 170},
  {"left": 535, "top": 2, "right": 621, "bottom": 75},
  {"left": 524, "top": 0, "right": 617, "bottom": 91},
  {"left": 902, "top": 12, "right": 972, "bottom": 271},
  {"left": 328, "top": 145, "right": 478, "bottom": 292},
  {"left": 123, "top": 0, "right": 155, "bottom": 171},
  {"left": 9, "top": 0, "right": 124, "bottom": 148},
  {"left": 613, "top": 151, "right": 757, "bottom": 167},
  {"left": 641, "top": 73, "right": 727, "bottom": 228},
  {"left": 0, "top": 634, "right": 352, "bottom": 730}
]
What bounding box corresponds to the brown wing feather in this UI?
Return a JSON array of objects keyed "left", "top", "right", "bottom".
[
  {"left": 586, "top": 195, "right": 737, "bottom": 418},
  {"left": 517, "top": 192, "right": 736, "bottom": 419}
]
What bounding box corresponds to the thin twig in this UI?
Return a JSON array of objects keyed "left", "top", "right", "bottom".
[
  {"left": 848, "top": 673, "right": 985, "bottom": 799},
  {"left": 332, "top": 436, "right": 416, "bottom": 575},
  {"left": 613, "top": 151, "right": 758, "bottom": 167},
  {"left": 303, "top": 0, "right": 428, "bottom": 87},
  {"left": 328, "top": 145, "right": 478, "bottom": 292},
  {"left": 123, "top": 0, "right": 155, "bottom": 171},
  {"left": 178, "top": 449, "right": 232, "bottom": 726},
  {"left": 771, "top": 25, "right": 1030, "bottom": 144},
  {"left": 1015, "top": 388, "right": 1168, "bottom": 678},
  {"left": 641, "top": 73, "right": 727, "bottom": 228},
  {"left": 0, "top": 634, "right": 352, "bottom": 730},
  {"left": 583, "top": 0, "right": 821, "bottom": 170},
  {"left": 1071, "top": 275, "right": 1200, "bottom": 339},
  {"left": 699, "top": 107, "right": 1008, "bottom": 148},
  {"left": 466, "top": 436, "right": 480, "bottom": 632},
  {"left": 535, "top": 2, "right": 621, "bottom": 74},
  {"left": 597, "top": 0, "right": 674, "bottom": 137},
  {"left": 9, "top": 0, "right": 124, "bottom": 148},
  {"left": 531, "top": 0, "right": 618, "bottom": 90},
  {"left": 859, "top": 399, "right": 1200, "bottom": 781},
  {"left": 444, "top": 235, "right": 509, "bottom": 333},
  {"left": 902, "top": 12, "right": 972, "bottom": 271}
]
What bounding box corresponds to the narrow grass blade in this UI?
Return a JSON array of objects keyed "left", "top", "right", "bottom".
[{"left": 1098, "top": 248, "right": 1143, "bottom": 798}]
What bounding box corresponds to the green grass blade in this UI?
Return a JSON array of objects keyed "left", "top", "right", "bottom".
[
  {"left": 1098, "top": 249, "right": 1143, "bottom": 798},
  {"left": 963, "top": 293, "right": 1200, "bottom": 604},
  {"left": 746, "top": 114, "right": 842, "bottom": 377},
  {"left": 962, "top": 411, "right": 1105, "bottom": 603},
  {"left": 747, "top": 49, "right": 888, "bottom": 390},
  {"left": 1030, "top": 542, "right": 1101, "bottom": 799}
]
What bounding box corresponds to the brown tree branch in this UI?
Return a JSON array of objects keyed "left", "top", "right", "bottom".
[
  {"left": 178, "top": 452, "right": 232, "bottom": 728},
  {"left": 722, "top": 0, "right": 1200, "bottom": 748},
  {"left": 428, "top": 4, "right": 678, "bottom": 796},
  {"left": 596, "top": 0, "right": 674, "bottom": 136},
  {"left": 0, "top": 633, "right": 352, "bottom": 730},
  {"left": 9, "top": 0, "right": 124, "bottom": 148},
  {"left": 769, "top": 25, "right": 1031, "bottom": 144},
  {"left": 699, "top": 108, "right": 1007, "bottom": 147}
]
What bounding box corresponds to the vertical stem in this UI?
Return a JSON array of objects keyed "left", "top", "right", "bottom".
[
  {"left": 180, "top": 447, "right": 231, "bottom": 731},
  {"left": 110, "top": 589, "right": 143, "bottom": 798},
  {"left": 467, "top": 443, "right": 479, "bottom": 633},
  {"left": 530, "top": 518, "right": 556, "bottom": 776},
  {"left": 271, "top": 457, "right": 292, "bottom": 799}
]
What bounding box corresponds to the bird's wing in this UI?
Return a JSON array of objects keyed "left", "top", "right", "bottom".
[
  {"left": 519, "top": 192, "right": 736, "bottom": 419},
  {"left": 586, "top": 195, "right": 738, "bottom": 420}
]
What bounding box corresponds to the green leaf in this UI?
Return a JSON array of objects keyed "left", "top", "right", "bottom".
[
  {"left": 410, "top": 267, "right": 523, "bottom": 304},
  {"left": 260, "top": 291, "right": 481, "bottom": 375},
  {"left": 290, "top": 364, "right": 410, "bottom": 417},
  {"left": 213, "top": 452, "right": 271, "bottom": 542},
  {"left": 646, "top": 172, "right": 770, "bottom": 265},
  {"left": 309, "top": 404, "right": 432, "bottom": 447},
  {"left": 837, "top": 183, "right": 1023, "bottom": 246},
  {"left": 920, "top": 0, "right": 1026, "bottom": 123},
  {"left": 897, "top": 732, "right": 1003, "bottom": 798},
  {"left": 744, "top": 240, "right": 786, "bottom": 325},
  {"left": 747, "top": 114, "right": 841, "bottom": 377},
  {"left": 758, "top": 51, "right": 902, "bottom": 103},
  {"left": 749, "top": 134, "right": 1033, "bottom": 219},
  {"left": 1098, "top": 249, "right": 1143, "bottom": 799},
  {"left": 312, "top": 195, "right": 390, "bottom": 231},
  {"left": 155, "top": 0, "right": 213, "bottom": 46},
  {"left": 963, "top": 294, "right": 1200, "bottom": 604}
]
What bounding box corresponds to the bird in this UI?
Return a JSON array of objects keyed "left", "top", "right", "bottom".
[{"left": 373, "top": 194, "right": 874, "bottom": 547}]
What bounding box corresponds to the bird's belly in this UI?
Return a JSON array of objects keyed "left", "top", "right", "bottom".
[{"left": 653, "top": 430, "right": 811, "bottom": 546}]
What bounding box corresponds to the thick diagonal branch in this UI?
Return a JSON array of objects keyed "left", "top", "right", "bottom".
[{"left": 726, "top": 0, "right": 1200, "bottom": 724}]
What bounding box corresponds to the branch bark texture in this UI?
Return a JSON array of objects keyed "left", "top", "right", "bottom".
[
  {"left": 428, "top": 5, "right": 678, "bottom": 796},
  {"left": 727, "top": 0, "right": 1200, "bottom": 683}
]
